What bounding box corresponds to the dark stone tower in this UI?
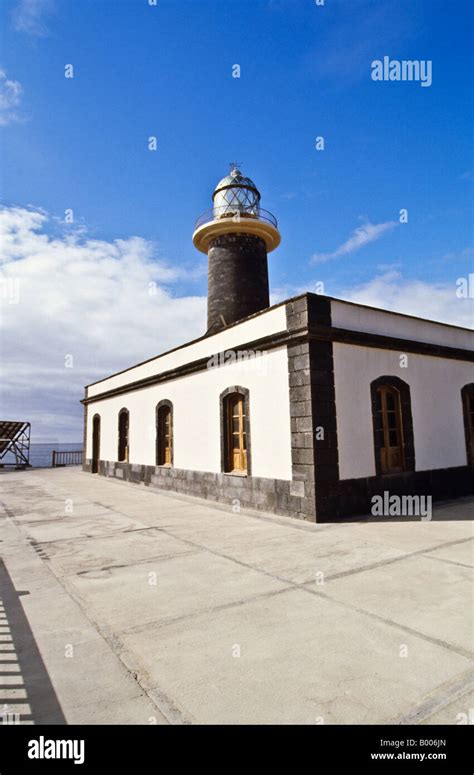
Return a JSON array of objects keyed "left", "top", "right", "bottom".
[{"left": 193, "top": 166, "right": 281, "bottom": 334}]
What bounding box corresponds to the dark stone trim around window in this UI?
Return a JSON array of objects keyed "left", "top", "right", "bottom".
[
  {"left": 370, "top": 376, "right": 415, "bottom": 476},
  {"left": 461, "top": 383, "right": 474, "bottom": 467},
  {"left": 219, "top": 386, "right": 251, "bottom": 476},
  {"left": 155, "top": 399, "right": 174, "bottom": 466}
]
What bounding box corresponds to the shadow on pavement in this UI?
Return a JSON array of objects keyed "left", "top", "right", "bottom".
[{"left": 0, "top": 559, "right": 66, "bottom": 725}]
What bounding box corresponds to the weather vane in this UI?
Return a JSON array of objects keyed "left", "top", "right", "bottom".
[{"left": 229, "top": 161, "right": 242, "bottom": 174}]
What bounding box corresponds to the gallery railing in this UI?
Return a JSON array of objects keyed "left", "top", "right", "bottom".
[{"left": 195, "top": 205, "right": 278, "bottom": 230}]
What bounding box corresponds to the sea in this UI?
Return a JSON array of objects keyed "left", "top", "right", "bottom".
[{"left": 2, "top": 443, "right": 83, "bottom": 469}]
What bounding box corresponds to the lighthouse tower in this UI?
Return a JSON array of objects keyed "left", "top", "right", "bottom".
[{"left": 192, "top": 164, "right": 281, "bottom": 334}]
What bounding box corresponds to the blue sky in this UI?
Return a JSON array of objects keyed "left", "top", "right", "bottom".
[{"left": 0, "top": 0, "right": 473, "bottom": 441}]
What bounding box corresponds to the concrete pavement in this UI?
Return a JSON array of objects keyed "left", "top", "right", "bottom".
[{"left": 0, "top": 467, "right": 472, "bottom": 724}]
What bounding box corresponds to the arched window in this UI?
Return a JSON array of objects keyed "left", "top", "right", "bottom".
[
  {"left": 156, "top": 400, "right": 173, "bottom": 466},
  {"left": 461, "top": 384, "right": 474, "bottom": 467},
  {"left": 220, "top": 387, "right": 250, "bottom": 474},
  {"left": 118, "top": 408, "right": 129, "bottom": 462},
  {"left": 92, "top": 414, "right": 100, "bottom": 474},
  {"left": 370, "top": 377, "right": 415, "bottom": 475}
]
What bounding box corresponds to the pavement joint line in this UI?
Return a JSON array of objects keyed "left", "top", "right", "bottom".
[
  {"left": 138, "top": 685, "right": 191, "bottom": 725},
  {"left": 307, "top": 536, "right": 474, "bottom": 582},
  {"left": 29, "top": 526, "right": 169, "bottom": 547},
  {"left": 113, "top": 585, "right": 294, "bottom": 638},
  {"left": 25, "top": 527, "right": 153, "bottom": 544},
  {"left": 389, "top": 667, "right": 474, "bottom": 725},
  {"left": 88, "top": 500, "right": 164, "bottom": 523},
  {"left": 419, "top": 553, "right": 473, "bottom": 570},
  {"left": 15, "top": 517, "right": 109, "bottom": 527},
  {"left": 303, "top": 585, "right": 474, "bottom": 661},
  {"left": 73, "top": 549, "right": 203, "bottom": 576}
]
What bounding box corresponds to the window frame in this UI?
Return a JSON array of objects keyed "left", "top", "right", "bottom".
[
  {"left": 220, "top": 386, "right": 251, "bottom": 475},
  {"left": 370, "top": 376, "right": 415, "bottom": 476},
  {"left": 156, "top": 400, "right": 173, "bottom": 467},
  {"left": 377, "top": 385, "right": 405, "bottom": 473}
]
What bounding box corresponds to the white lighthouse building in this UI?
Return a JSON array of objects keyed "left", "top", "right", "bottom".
[{"left": 82, "top": 169, "right": 474, "bottom": 521}]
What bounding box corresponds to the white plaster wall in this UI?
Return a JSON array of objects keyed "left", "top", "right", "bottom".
[
  {"left": 331, "top": 300, "right": 473, "bottom": 350},
  {"left": 333, "top": 343, "right": 473, "bottom": 480},
  {"left": 87, "top": 305, "right": 288, "bottom": 398},
  {"left": 86, "top": 346, "right": 292, "bottom": 480}
]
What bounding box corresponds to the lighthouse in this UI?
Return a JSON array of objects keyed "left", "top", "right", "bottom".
[{"left": 192, "top": 164, "right": 281, "bottom": 334}]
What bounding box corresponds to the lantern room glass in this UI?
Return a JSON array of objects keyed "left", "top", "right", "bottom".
[{"left": 212, "top": 168, "right": 261, "bottom": 219}]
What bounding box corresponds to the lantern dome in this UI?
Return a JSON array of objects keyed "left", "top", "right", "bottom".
[{"left": 212, "top": 165, "right": 261, "bottom": 217}]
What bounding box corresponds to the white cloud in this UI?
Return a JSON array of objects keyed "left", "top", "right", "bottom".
[
  {"left": 0, "top": 70, "right": 23, "bottom": 126},
  {"left": 442, "top": 246, "right": 474, "bottom": 262},
  {"left": 273, "top": 269, "right": 473, "bottom": 329},
  {"left": 339, "top": 270, "right": 473, "bottom": 329},
  {"left": 12, "top": 0, "right": 53, "bottom": 36},
  {"left": 311, "top": 220, "right": 397, "bottom": 264},
  {"left": 0, "top": 206, "right": 206, "bottom": 441}
]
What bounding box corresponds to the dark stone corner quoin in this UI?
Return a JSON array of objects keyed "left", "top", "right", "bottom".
[{"left": 286, "top": 294, "right": 339, "bottom": 522}]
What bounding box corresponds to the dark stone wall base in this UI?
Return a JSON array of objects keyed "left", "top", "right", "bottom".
[
  {"left": 332, "top": 466, "right": 474, "bottom": 521},
  {"left": 85, "top": 459, "right": 311, "bottom": 520},
  {"left": 82, "top": 461, "right": 473, "bottom": 522}
]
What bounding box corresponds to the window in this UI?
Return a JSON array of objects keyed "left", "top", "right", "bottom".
[
  {"left": 461, "top": 384, "right": 474, "bottom": 467},
  {"left": 156, "top": 401, "right": 173, "bottom": 466},
  {"left": 220, "top": 387, "right": 250, "bottom": 474},
  {"left": 370, "top": 377, "right": 415, "bottom": 476},
  {"left": 118, "top": 409, "right": 129, "bottom": 462},
  {"left": 375, "top": 386, "right": 405, "bottom": 473},
  {"left": 92, "top": 414, "right": 100, "bottom": 474}
]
